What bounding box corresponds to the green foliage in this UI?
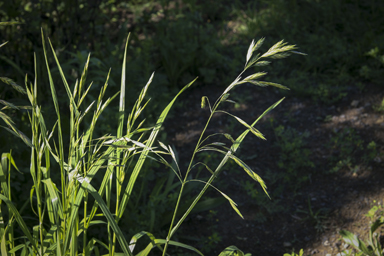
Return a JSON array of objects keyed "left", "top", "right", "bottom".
[
  {"left": 273, "top": 125, "right": 314, "bottom": 191},
  {"left": 218, "top": 246, "right": 252, "bottom": 256},
  {"left": 235, "top": 0, "right": 384, "bottom": 102},
  {"left": 296, "top": 197, "right": 329, "bottom": 233},
  {"left": 327, "top": 128, "right": 377, "bottom": 174},
  {"left": 365, "top": 201, "right": 384, "bottom": 222},
  {"left": 339, "top": 201, "right": 384, "bottom": 256},
  {"left": 359, "top": 47, "right": 384, "bottom": 83},
  {"left": 340, "top": 217, "right": 384, "bottom": 256},
  {"left": 284, "top": 248, "right": 305, "bottom": 256},
  {"left": 241, "top": 176, "right": 285, "bottom": 223}
]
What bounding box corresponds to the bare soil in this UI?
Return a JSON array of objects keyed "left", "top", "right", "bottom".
[{"left": 164, "top": 83, "right": 384, "bottom": 256}]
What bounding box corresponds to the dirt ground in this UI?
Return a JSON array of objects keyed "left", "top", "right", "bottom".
[{"left": 163, "top": 82, "right": 384, "bottom": 256}]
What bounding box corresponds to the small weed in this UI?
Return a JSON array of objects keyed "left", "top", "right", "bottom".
[
  {"left": 284, "top": 248, "right": 305, "bottom": 256},
  {"left": 359, "top": 47, "right": 384, "bottom": 83},
  {"left": 340, "top": 216, "right": 384, "bottom": 256},
  {"left": 365, "top": 200, "right": 384, "bottom": 222},
  {"left": 339, "top": 202, "right": 384, "bottom": 256},
  {"left": 203, "top": 231, "right": 222, "bottom": 253},
  {"left": 297, "top": 197, "right": 329, "bottom": 233},
  {"left": 364, "top": 141, "right": 379, "bottom": 163}
]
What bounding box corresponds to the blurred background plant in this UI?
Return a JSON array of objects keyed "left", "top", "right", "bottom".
[{"left": 273, "top": 124, "right": 314, "bottom": 193}]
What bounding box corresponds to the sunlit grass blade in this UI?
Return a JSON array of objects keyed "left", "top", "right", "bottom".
[
  {"left": 0, "top": 100, "right": 19, "bottom": 110},
  {"left": 242, "top": 72, "right": 267, "bottom": 82},
  {"left": 48, "top": 38, "right": 79, "bottom": 119},
  {"left": 228, "top": 154, "right": 268, "bottom": 197},
  {"left": 77, "top": 53, "right": 91, "bottom": 101},
  {"left": 190, "top": 179, "right": 243, "bottom": 219},
  {"left": 223, "top": 76, "right": 242, "bottom": 94},
  {"left": 231, "top": 98, "right": 285, "bottom": 153},
  {"left": 63, "top": 146, "right": 115, "bottom": 251},
  {"left": 41, "top": 29, "right": 66, "bottom": 199},
  {"left": 1, "top": 232, "right": 8, "bottom": 255},
  {"left": 217, "top": 111, "right": 266, "bottom": 140},
  {"left": 42, "top": 178, "right": 64, "bottom": 220},
  {"left": 249, "top": 81, "right": 289, "bottom": 90},
  {"left": 253, "top": 37, "right": 265, "bottom": 52},
  {"left": 246, "top": 39, "right": 254, "bottom": 63},
  {"left": 118, "top": 33, "right": 130, "bottom": 137},
  {"left": 117, "top": 78, "right": 197, "bottom": 221},
  {"left": 261, "top": 40, "right": 297, "bottom": 58},
  {"left": 0, "top": 125, "right": 33, "bottom": 148}
]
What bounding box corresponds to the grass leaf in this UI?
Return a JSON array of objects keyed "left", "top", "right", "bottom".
[
  {"left": 117, "top": 77, "right": 197, "bottom": 220},
  {"left": 0, "top": 77, "right": 26, "bottom": 94},
  {"left": 76, "top": 175, "right": 132, "bottom": 256}
]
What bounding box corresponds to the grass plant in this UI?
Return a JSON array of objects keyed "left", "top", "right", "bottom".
[{"left": 0, "top": 29, "right": 300, "bottom": 255}]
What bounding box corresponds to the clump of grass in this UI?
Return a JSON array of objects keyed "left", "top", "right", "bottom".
[{"left": 0, "top": 28, "right": 300, "bottom": 255}]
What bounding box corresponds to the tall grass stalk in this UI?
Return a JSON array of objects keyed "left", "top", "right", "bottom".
[
  {"left": 0, "top": 31, "right": 300, "bottom": 255},
  {"left": 162, "top": 38, "right": 300, "bottom": 255}
]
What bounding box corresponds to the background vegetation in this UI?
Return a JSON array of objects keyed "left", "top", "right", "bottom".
[{"left": 1, "top": 0, "right": 384, "bottom": 255}]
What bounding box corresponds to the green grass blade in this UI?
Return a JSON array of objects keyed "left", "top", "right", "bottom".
[
  {"left": 47, "top": 38, "right": 79, "bottom": 118},
  {"left": 1, "top": 231, "right": 8, "bottom": 255},
  {"left": 246, "top": 39, "right": 255, "bottom": 64},
  {"left": 75, "top": 176, "right": 132, "bottom": 256},
  {"left": 154, "top": 239, "right": 203, "bottom": 256},
  {"left": 190, "top": 179, "right": 243, "bottom": 219},
  {"left": 0, "top": 112, "right": 33, "bottom": 147},
  {"left": 228, "top": 154, "right": 268, "bottom": 197},
  {"left": 42, "top": 179, "right": 64, "bottom": 220},
  {"left": 78, "top": 53, "right": 91, "bottom": 102},
  {"left": 0, "top": 194, "right": 37, "bottom": 252},
  {"left": 117, "top": 78, "right": 197, "bottom": 220},
  {"left": 118, "top": 33, "right": 130, "bottom": 137},
  {"left": 0, "top": 153, "right": 11, "bottom": 200},
  {"left": 41, "top": 29, "right": 66, "bottom": 196},
  {"left": 230, "top": 98, "right": 284, "bottom": 153},
  {"left": 217, "top": 111, "right": 266, "bottom": 140},
  {"left": 0, "top": 77, "right": 26, "bottom": 94},
  {"left": 128, "top": 231, "right": 147, "bottom": 253},
  {"left": 249, "top": 81, "right": 289, "bottom": 90},
  {"left": 63, "top": 146, "right": 115, "bottom": 251}
]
